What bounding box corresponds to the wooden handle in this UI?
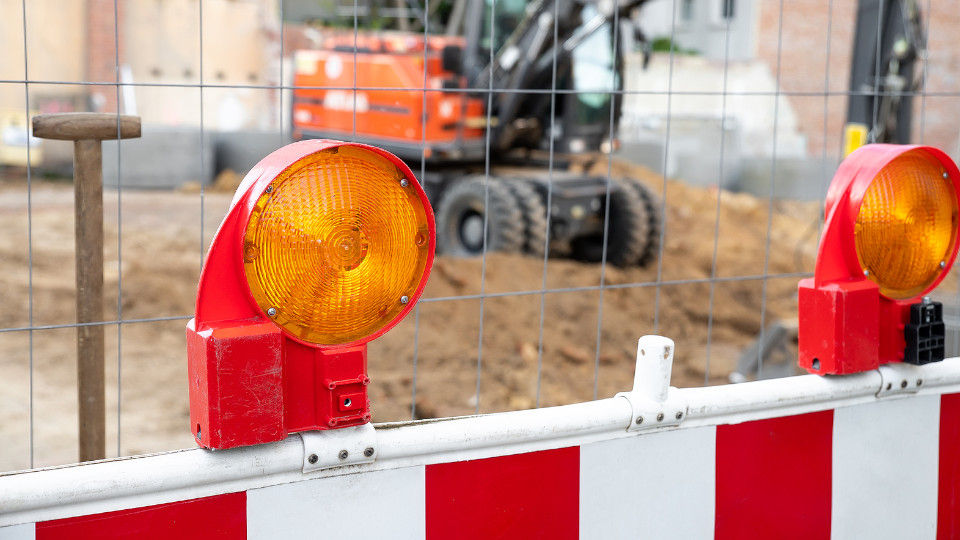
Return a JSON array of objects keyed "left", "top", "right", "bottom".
[
  {"left": 33, "top": 113, "right": 141, "bottom": 141},
  {"left": 74, "top": 140, "right": 106, "bottom": 462}
]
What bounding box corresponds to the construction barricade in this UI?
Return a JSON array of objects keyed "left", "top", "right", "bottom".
[{"left": 2, "top": 335, "right": 959, "bottom": 539}]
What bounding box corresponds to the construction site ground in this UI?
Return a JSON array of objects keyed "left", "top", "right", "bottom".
[{"left": 0, "top": 161, "right": 825, "bottom": 470}]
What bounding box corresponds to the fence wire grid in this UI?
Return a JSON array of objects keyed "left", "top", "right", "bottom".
[{"left": 1, "top": 0, "right": 958, "bottom": 471}]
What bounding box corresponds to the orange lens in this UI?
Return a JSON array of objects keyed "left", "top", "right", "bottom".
[
  {"left": 855, "top": 149, "right": 959, "bottom": 299},
  {"left": 243, "top": 146, "right": 431, "bottom": 345}
]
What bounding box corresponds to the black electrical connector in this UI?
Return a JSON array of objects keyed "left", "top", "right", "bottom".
[{"left": 903, "top": 298, "right": 945, "bottom": 365}]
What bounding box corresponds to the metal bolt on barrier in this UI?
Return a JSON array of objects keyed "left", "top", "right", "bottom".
[
  {"left": 299, "top": 424, "right": 377, "bottom": 473},
  {"left": 32, "top": 113, "right": 141, "bottom": 463}
]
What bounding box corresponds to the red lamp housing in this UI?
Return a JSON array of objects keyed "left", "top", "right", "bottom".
[
  {"left": 799, "top": 144, "right": 960, "bottom": 375},
  {"left": 187, "top": 140, "right": 435, "bottom": 449}
]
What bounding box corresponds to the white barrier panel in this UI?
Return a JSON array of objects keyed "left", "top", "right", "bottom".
[{"left": 2, "top": 337, "right": 960, "bottom": 539}]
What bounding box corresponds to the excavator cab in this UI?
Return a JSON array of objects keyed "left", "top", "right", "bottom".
[
  {"left": 461, "top": 0, "right": 622, "bottom": 155},
  {"left": 559, "top": 3, "right": 621, "bottom": 154},
  {"left": 290, "top": 0, "right": 661, "bottom": 267}
]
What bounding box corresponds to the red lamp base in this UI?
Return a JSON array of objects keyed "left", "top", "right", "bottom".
[{"left": 187, "top": 319, "right": 370, "bottom": 450}]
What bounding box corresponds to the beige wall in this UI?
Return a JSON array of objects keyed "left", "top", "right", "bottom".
[
  {"left": 0, "top": 0, "right": 86, "bottom": 112},
  {"left": 1, "top": 0, "right": 280, "bottom": 130},
  {"left": 124, "top": 0, "right": 280, "bottom": 130}
]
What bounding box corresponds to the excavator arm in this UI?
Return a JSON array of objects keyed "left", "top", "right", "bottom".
[
  {"left": 845, "top": 0, "right": 924, "bottom": 154},
  {"left": 461, "top": 0, "right": 649, "bottom": 152}
]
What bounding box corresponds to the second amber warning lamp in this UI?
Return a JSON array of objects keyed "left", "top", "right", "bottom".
[
  {"left": 187, "top": 140, "right": 434, "bottom": 449},
  {"left": 799, "top": 144, "right": 960, "bottom": 375}
]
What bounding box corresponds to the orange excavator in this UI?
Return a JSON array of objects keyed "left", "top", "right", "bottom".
[{"left": 291, "top": 0, "right": 659, "bottom": 266}]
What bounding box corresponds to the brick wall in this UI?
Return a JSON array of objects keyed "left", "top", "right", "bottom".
[
  {"left": 755, "top": 0, "right": 854, "bottom": 159},
  {"left": 756, "top": 0, "right": 960, "bottom": 159},
  {"left": 912, "top": 0, "right": 960, "bottom": 153},
  {"left": 86, "top": 0, "right": 125, "bottom": 113}
]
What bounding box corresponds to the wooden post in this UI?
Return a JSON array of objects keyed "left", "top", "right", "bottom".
[{"left": 32, "top": 113, "right": 141, "bottom": 462}]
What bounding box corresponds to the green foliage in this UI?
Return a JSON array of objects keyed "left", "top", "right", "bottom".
[
  {"left": 650, "top": 36, "right": 699, "bottom": 56},
  {"left": 294, "top": 0, "right": 456, "bottom": 32}
]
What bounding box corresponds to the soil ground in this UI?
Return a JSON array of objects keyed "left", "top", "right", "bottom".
[{"left": 0, "top": 162, "right": 823, "bottom": 471}]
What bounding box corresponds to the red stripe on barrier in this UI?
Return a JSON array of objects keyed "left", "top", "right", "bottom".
[
  {"left": 425, "top": 447, "right": 579, "bottom": 539},
  {"left": 35, "top": 492, "right": 246, "bottom": 540},
  {"left": 715, "top": 410, "right": 833, "bottom": 540},
  {"left": 939, "top": 392, "right": 960, "bottom": 539}
]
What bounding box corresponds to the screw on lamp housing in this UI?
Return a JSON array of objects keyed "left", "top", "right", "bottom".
[{"left": 798, "top": 144, "right": 960, "bottom": 375}]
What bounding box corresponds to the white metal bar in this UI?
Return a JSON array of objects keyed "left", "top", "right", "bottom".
[
  {"left": 113, "top": 0, "right": 124, "bottom": 462},
  {"left": 705, "top": 9, "right": 736, "bottom": 386},
  {"left": 474, "top": 0, "right": 497, "bottom": 415},
  {"left": 591, "top": 0, "right": 625, "bottom": 400},
  {"left": 3, "top": 357, "right": 960, "bottom": 527},
  {"left": 684, "top": 369, "right": 881, "bottom": 426},
  {"left": 19, "top": 0, "right": 35, "bottom": 472},
  {"left": 0, "top": 437, "right": 305, "bottom": 526},
  {"left": 374, "top": 397, "right": 633, "bottom": 465},
  {"left": 651, "top": 0, "right": 681, "bottom": 335},
  {"left": 534, "top": 0, "right": 562, "bottom": 408},
  {"left": 757, "top": 0, "right": 787, "bottom": 380},
  {"left": 1, "top": 78, "right": 953, "bottom": 97}
]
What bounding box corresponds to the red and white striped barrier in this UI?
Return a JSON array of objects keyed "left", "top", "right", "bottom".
[{"left": 2, "top": 336, "right": 960, "bottom": 539}]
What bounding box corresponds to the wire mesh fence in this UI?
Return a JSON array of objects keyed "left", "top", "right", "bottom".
[{"left": 0, "top": 0, "right": 958, "bottom": 471}]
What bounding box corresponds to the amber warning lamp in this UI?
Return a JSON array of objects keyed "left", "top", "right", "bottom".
[
  {"left": 799, "top": 144, "right": 960, "bottom": 375},
  {"left": 187, "top": 140, "right": 434, "bottom": 449}
]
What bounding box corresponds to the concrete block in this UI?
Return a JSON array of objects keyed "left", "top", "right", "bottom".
[
  {"left": 614, "top": 140, "right": 664, "bottom": 175},
  {"left": 618, "top": 116, "right": 742, "bottom": 190},
  {"left": 214, "top": 131, "right": 291, "bottom": 177},
  {"left": 103, "top": 127, "right": 214, "bottom": 189},
  {"left": 739, "top": 157, "right": 838, "bottom": 201}
]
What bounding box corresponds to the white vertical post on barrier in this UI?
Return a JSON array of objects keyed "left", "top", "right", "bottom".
[
  {"left": 632, "top": 335, "right": 675, "bottom": 401},
  {"left": 618, "top": 335, "right": 686, "bottom": 432}
]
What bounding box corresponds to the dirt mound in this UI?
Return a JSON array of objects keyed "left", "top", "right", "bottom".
[
  {"left": 371, "top": 166, "right": 821, "bottom": 420},
  {"left": 0, "top": 165, "right": 821, "bottom": 469}
]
